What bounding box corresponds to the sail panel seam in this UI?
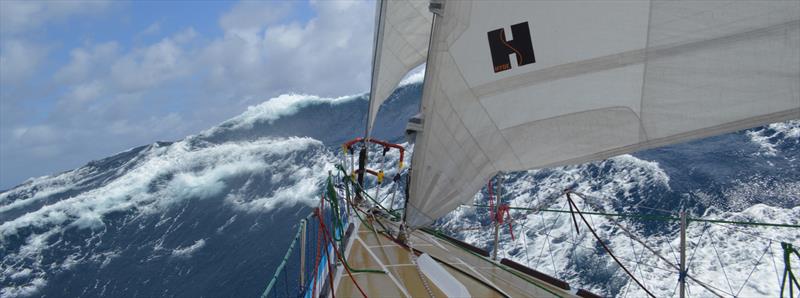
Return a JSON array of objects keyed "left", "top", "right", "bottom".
[{"left": 472, "top": 19, "right": 800, "bottom": 99}]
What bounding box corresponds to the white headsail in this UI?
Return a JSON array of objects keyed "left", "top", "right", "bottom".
[
  {"left": 405, "top": 0, "right": 800, "bottom": 227},
  {"left": 366, "top": 0, "right": 433, "bottom": 137}
]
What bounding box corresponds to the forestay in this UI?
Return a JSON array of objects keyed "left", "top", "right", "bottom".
[
  {"left": 406, "top": 0, "right": 800, "bottom": 227},
  {"left": 366, "top": 0, "right": 432, "bottom": 137}
]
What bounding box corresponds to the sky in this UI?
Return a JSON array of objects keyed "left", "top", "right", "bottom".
[{"left": 0, "top": 0, "right": 378, "bottom": 189}]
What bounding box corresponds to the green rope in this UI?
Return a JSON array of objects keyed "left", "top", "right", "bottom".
[
  {"left": 323, "top": 171, "right": 385, "bottom": 274},
  {"left": 467, "top": 205, "right": 800, "bottom": 228},
  {"left": 781, "top": 242, "right": 800, "bottom": 297},
  {"left": 335, "top": 164, "right": 400, "bottom": 219},
  {"left": 261, "top": 222, "right": 303, "bottom": 298},
  {"left": 323, "top": 175, "right": 345, "bottom": 243},
  {"left": 689, "top": 218, "right": 800, "bottom": 229}
]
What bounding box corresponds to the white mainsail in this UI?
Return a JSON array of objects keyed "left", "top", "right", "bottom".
[
  {"left": 366, "top": 0, "right": 432, "bottom": 137},
  {"left": 404, "top": 0, "right": 800, "bottom": 227}
]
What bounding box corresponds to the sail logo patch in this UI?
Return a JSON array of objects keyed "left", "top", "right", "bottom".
[{"left": 487, "top": 22, "right": 535, "bottom": 73}]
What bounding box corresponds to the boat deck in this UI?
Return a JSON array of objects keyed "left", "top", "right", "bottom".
[{"left": 333, "top": 216, "right": 584, "bottom": 298}]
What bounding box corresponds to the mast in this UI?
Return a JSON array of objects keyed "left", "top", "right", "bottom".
[
  {"left": 365, "top": 0, "right": 386, "bottom": 140},
  {"left": 400, "top": 0, "right": 440, "bottom": 227},
  {"left": 357, "top": 0, "right": 388, "bottom": 201}
]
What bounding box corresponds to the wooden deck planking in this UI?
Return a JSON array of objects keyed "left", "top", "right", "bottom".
[{"left": 335, "top": 216, "right": 577, "bottom": 298}]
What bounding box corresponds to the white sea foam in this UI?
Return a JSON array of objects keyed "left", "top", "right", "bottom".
[
  {"left": 225, "top": 161, "right": 333, "bottom": 212},
  {"left": 171, "top": 239, "right": 206, "bottom": 258},
  {"left": 0, "top": 137, "right": 324, "bottom": 239},
  {"left": 1, "top": 167, "right": 86, "bottom": 212},
  {"left": 439, "top": 152, "right": 798, "bottom": 297},
  {"left": 0, "top": 136, "right": 333, "bottom": 294},
  {"left": 0, "top": 277, "right": 46, "bottom": 298},
  {"left": 202, "top": 93, "right": 363, "bottom": 136},
  {"left": 746, "top": 120, "right": 800, "bottom": 156},
  {"left": 398, "top": 65, "right": 425, "bottom": 87},
  {"left": 216, "top": 215, "right": 237, "bottom": 234},
  {"left": 723, "top": 177, "right": 800, "bottom": 211}
]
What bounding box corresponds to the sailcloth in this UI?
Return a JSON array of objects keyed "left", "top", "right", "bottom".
[
  {"left": 405, "top": 0, "right": 800, "bottom": 227},
  {"left": 366, "top": 0, "right": 432, "bottom": 137}
]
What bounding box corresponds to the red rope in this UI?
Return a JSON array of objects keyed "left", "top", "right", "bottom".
[
  {"left": 487, "top": 179, "right": 496, "bottom": 221},
  {"left": 316, "top": 209, "right": 369, "bottom": 298},
  {"left": 311, "top": 208, "right": 322, "bottom": 297},
  {"left": 312, "top": 208, "right": 337, "bottom": 298},
  {"left": 322, "top": 224, "right": 337, "bottom": 298},
  {"left": 497, "top": 204, "right": 515, "bottom": 241}
]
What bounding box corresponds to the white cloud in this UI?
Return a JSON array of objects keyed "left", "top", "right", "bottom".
[
  {"left": 11, "top": 125, "right": 59, "bottom": 145},
  {"left": 55, "top": 42, "right": 119, "bottom": 84},
  {"left": 265, "top": 23, "right": 306, "bottom": 49},
  {"left": 67, "top": 81, "right": 105, "bottom": 104},
  {"left": 173, "top": 27, "right": 198, "bottom": 44},
  {"left": 1, "top": 0, "right": 381, "bottom": 189},
  {"left": 142, "top": 22, "right": 161, "bottom": 36},
  {"left": 201, "top": 0, "right": 375, "bottom": 98},
  {"left": 110, "top": 37, "right": 189, "bottom": 92},
  {"left": 0, "top": 0, "right": 112, "bottom": 35},
  {"left": 219, "top": 1, "right": 291, "bottom": 32},
  {"left": 0, "top": 39, "right": 47, "bottom": 85}
]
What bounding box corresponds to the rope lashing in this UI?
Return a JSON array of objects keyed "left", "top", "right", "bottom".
[
  {"left": 495, "top": 204, "right": 515, "bottom": 241},
  {"left": 486, "top": 179, "right": 516, "bottom": 240}
]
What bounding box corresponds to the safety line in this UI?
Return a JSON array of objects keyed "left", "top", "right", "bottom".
[{"left": 467, "top": 204, "right": 800, "bottom": 228}]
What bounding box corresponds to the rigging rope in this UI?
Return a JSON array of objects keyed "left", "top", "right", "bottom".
[
  {"left": 565, "top": 192, "right": 656, "bottom": 297},
  {"left": 571, "top": 191, "right": 727, "bottom": 298},
  {"left": 780, "top": 242, "right": 800, "bottom": 298},
  {"left": 316, "top": 208, "right": 369, "bottom": 298},
  {"left": 468, "top": 204, "right": 800, "bottom": 228},
  {"left": 709, "top": 233, "right": 736, "bottom": 295},
  {"left": 467, "top": 190, "right": 792, "bottom": 297},
  {"left": 472, "top": 193, "right": 796, "bottom": 296},
  {"left": 324, "top": 175, "right": 386, "bottom": 274},
  {"left": 735, "top": 241, "right": 771, "bottom": 297}
]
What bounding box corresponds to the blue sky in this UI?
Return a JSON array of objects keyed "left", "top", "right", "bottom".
[{"left": 0, "top": 0, "right": 377, "bottom": 189}]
